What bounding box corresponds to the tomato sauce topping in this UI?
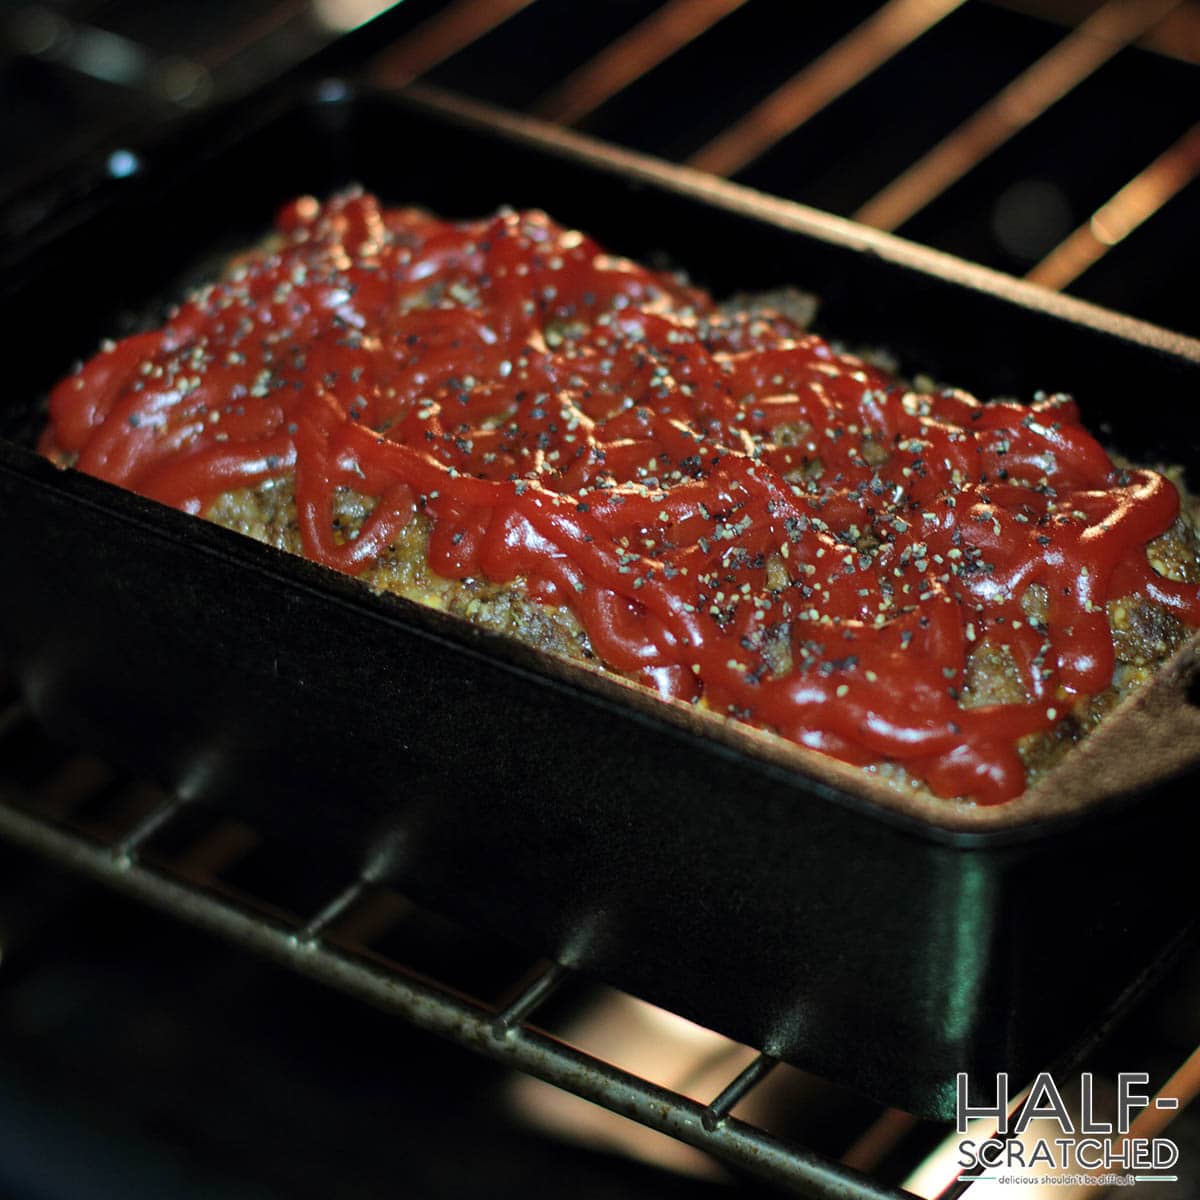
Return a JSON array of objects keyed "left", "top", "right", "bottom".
[{"left": 44, "top": 191, "right": 1200, "bottom": 803}]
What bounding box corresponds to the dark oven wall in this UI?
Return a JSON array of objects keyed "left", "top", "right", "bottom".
[{"left": 2, "top": 0, "right": 1199, "bottom": 338}]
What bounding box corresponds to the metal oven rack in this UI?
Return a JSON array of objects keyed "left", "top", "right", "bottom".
[
  {"left": 363, "top": 0, "right": 1200, "bottom": 324},
  {"left": 3, "top": 0, "right": 1199, "bottom": 335},
  {"left": 0, "top": 686, "right": 940, "bottom": 1200}
]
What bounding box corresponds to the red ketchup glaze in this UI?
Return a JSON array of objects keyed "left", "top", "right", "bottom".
[{"left": 44, "top": 190, "right": 1200, "bottom": 804}]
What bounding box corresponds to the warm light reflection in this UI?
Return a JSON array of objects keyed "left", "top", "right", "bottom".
[
  {"left": 903, "top": 1080, "right": 1051, "bottom": 1199},
  {"left": 312, "top": 0, "right": 400, "bottom": 33},
  {"left": 854, "top": 0, "right": 1184, "bottom": 231},
  {"left": 906, "top": 1057, "right": 1200, "bottom": 1199},
  {"left": 535, "top": 0, "right": 748, "bottom": 125},
  {"left": 1027, "top": 121, "right": 1200, "bottom": 290},
  {"left": 689, "top": 0, "right": 968, "bottom": 177},
  {"left": 369, "top": 0, "right": 535, "bottom": 87},
  {"left": 506, "top": 989, "right": 756, "bottom": 1180}
]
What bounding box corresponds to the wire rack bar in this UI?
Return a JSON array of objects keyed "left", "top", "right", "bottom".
[
  {"left": 110, "top": 792, "right": 189, "bottom": 865},
  {"left": 687, "top": 0, "right": 969, "bottom": 177},
  {"left": 0, "top": 791, "right": 918, "bottom": 1200},
  {"left": 533, "top": 0, "right": 748, "bottom": 125},
  {"left": 370, "top": 0, "right": 535, "bottom": 88},
  {"left": 1027, "top": 118, "right": 1200, "bottom": 289},
  {"left": 493, "top": 961, "right": 568, "bottom": 1034},
  {"left": 294, "top": 877, "right": 372, "bottom": 944},
  {"left": 853, "top": 0, "right": 1184, "bottom": 230},
  {"left": 702, "top": 1051, "right": 778, "bottom": 1132},
  {"left": 196, "top": 0, "right": 310, "bottom": 71},
  {"left": 987, "top": 0, "right": 1200, "bottom": 67},
  {"left": 1058, "top": 1044, "right": 1200, "bottom": 1198}
]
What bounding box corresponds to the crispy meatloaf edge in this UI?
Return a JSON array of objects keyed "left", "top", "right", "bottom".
[{"left": 197, "top": 461, "right": 1200, "bottom": 806}]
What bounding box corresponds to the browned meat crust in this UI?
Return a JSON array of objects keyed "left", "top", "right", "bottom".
[
  {"left": 203, "top": 468, "right": 1200, "bottom": 797},
  {"left": 206, "top": 481, "right": 593, "bottom": 662}
]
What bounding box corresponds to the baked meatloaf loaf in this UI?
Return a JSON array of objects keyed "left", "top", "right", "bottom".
[{"left": 41, "top": 190, "right": 1200, "bottom": 804}]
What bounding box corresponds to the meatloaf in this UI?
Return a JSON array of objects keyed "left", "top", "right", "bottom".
[{"left": 41, "top": 190, "right": 1200, "bottom": 805}]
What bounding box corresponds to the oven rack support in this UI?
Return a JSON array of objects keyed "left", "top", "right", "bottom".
[{"left": 0, "top": 759, "right": 923, "bottom": 1200}]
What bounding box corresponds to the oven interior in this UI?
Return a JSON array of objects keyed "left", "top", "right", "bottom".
[{"left": 1, "top": 3, "right": 1198, "bottom": 1197}]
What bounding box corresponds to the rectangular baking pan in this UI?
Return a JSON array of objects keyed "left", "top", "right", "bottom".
[{"left": 1, "top": 81, "right": 1198, "bottom": 1121}]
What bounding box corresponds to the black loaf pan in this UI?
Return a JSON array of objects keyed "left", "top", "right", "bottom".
[{"left": 2, "top": 82, "right": 1199, "bottom": 1121}]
